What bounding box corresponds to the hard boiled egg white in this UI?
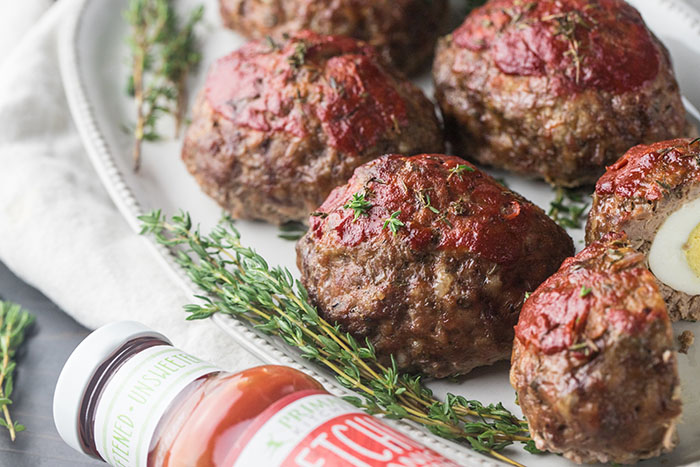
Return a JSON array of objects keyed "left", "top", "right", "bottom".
[{"left": 649, "top": 196, "right": 700, "bottom": 295}]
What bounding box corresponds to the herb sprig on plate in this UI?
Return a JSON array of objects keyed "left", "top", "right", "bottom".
[
  {"left": 548, "top": 187, "right": 590, "bottom": 229},
  {"left": 0, "top": 301, "right": 34, "bottom": 441},
  {"left": 124, "top": 0, "right": 204, "bottom": 172},
  {"left": 140, "top": 211, "right": 535, "bottom": 466}
]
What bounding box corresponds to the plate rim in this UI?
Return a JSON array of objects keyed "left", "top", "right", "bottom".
[{"left": 57, "top": 0, "right": 700, "bottom": 465}]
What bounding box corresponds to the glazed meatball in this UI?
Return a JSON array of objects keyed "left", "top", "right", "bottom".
[
  {"left": 182, "top": 32, "right": 444, "bottom": 225},
  {"left": 218, "top": 0, "right": 448, "bottom": 75},
  {"left": 297, "top": 154, "right": 573, "bottom": 378},
  {"left": 586, "top": 138, "right": 700, "bottom": 321},
  {"left": 433, "top": 0, "right": 693, "bottom": 187},
  {"left": 511, "top": 232, "right": 681, "bottom": 464}
]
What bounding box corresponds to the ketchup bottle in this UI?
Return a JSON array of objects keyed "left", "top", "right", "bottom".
[{"left": 53, "top": 321, "right": 459, "bottom": 467}]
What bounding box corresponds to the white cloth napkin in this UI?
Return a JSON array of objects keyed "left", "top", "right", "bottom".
[{"left": 0, "top": 0, "right": 260, "bottom": 371}]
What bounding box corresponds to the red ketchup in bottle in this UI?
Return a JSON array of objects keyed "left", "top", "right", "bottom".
[{"left": 54, "top": 322, "right": 459, "bottom": 467}]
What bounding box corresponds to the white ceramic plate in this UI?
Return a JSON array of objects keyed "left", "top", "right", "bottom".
[{"left": 59, "top": 0, "right": 700, "bottom": 465}]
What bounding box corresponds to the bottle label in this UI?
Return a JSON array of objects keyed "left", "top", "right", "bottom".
[
  {"left": 93, "top": 345, "right": 219, "bottom": 467},
  {"left": 228, "top": 390, "right": 460, "bottom": 467}
]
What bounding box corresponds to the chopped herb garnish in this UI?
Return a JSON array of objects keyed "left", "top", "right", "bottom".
[
  {"left": 542, "top": 10, "right": 593, "bottom": 84},
  {"left": 524, "top": 292, "right": 532, "bottom": 300},
  {"left": 329, "top": 76, "right": 346, "bottom": 96},
  {"left": 417, "top": 190, "right": 440, "bottom": 214},
  {"left": 655, "top": 180, "right": 672, "bottom": 191},
  {"left": 344, "top": 191, "right": 373, "bottom": 221},
  {"left": 568, "top": 339, "right": 599, "bottom": 356},
  {"left": 383, "top": 211, "right": 405, "bottom": 235},
  {"left": 580, "top": 285, "right": 592, "bottom": 298},
  {"left": 288, "top": 41, "right": 308, "bottom": 69},
  {"left": 548, "top": 187, "right": 589, "bottom": 229},
  {"left": 265, "top": 35, "right": 280, "bottom": 52},
  {"left": 447, "top": 164, "right": 475, "bottom": 180}
]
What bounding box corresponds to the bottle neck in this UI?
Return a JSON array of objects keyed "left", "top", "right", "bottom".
[{"left": 78, "top": 336, "right": 168, "bottom": 459}]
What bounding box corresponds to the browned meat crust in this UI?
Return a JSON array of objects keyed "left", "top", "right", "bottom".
[
  {"left": 511, "top": 232, "right": 681, "bottom": 464},
  {"left": 182, "top": 32, "right": 444, "bottom": 225},
  {"left": 432, "top": 0, "right": 691, "bottom": 187},
  {"left": 218, "top": 0, "right": 448, "bottom": 75},
  {"left": 586, "top": 138, "right": 700, "bottom": 321},
  {"left": 297, "top": 154, "right": 573, "bottom": 377}
]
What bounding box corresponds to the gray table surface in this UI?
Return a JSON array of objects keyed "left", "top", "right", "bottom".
[{"left": 0, "top": 261, "right": 101, "bottom": 467}]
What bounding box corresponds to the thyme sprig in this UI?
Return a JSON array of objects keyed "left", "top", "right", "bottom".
[
  {"left": 548, "top": 187, "right": 590, "bottom": 229},
  {"left": 139, "top": 210, "right": 533, "bottom": 466},
  {"left": 448, "top": 164, "right": 475, "bottom": 181},
  {"left": 125, "top": 0, "right": 203, "bottom": 172},
  {"left": 383, "top": 211, "right": 405, "bottom": 235},
  {"left": 344, "top": 191, "right": 373, "bottom": 221},
  {"left": 0, "top": 301, "right": 34, "bottom": 441}
]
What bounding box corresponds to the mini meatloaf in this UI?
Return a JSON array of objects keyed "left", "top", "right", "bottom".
[
  {"left": 182, "top": 32, "right": 444, "bottom": 225},
  {"left": 433, "top": 0, "right": 692, "bottom": 187},
  {"left": 297, "top": 154, "right": 574, "bottom": 378},
  {"left": 218, "top": 0, "right": 448, "bottom": 75},
  {"left": 511, "top": 232, "right": 681, "bottom": 464},
  {"left": 586, "top": 138, "right": 700, "bottom": 321}
]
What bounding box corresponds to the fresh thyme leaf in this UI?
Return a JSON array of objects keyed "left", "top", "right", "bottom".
[
  {"left": 278, "top": 221, "right": 308, "bottom": 241},
  {"left": 655, "top": 179, "right": 672, "bottom": 191},
  {"left": 288, "top": 41, "right": 308, "bottom": 69},
  {"left": 417, "top": 189, "right": 441, "bottom": 215},
  {"left": 447, "top": 164, "right": 475, "bottom": 181},
  {"left": 568, "top": 342, "right": 589, "bottom": 351},
  {"left": 580, "top": 285, "right": 592, "bottom": 298},
  {"left": 0, "top": 301, "right": 34, "bottom": 442},
  {"left": 344, "top": 191, "right": 373, "bottom": 221},
  {"left": 524, "top": 291, "right": 531, "bottom": 300},
  {"left": 265, "top": 35, "right": 280, "bottom": 52},
  {"left": 524, "top": 439, "right": 544, "bottom": 454},
  {"left": 124, "top": 0, "right": 204, "bottom": 172},
  {"left": 383, "top": 211, "right": 405, "bottom": 235},
  {"left": 140, "top": 210, "right": 532, "bottom": 466},
  {"left": 548, "top": 187, "right": 590, "bottom": 229}
]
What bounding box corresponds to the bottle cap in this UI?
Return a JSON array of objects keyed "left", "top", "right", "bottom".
[{"left": 53, "top": 321, "right": 169, "bottom": 455}]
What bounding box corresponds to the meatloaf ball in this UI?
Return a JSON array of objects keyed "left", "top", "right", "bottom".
[
  {"left": 511, "top": 232, "right": 681, "bottom": 464},
  {"left": 297, "top": 154, "right": 573, "bottom": 377},
  {"left": 586, "top": 138, "right": 700, "bottom": 321},
  {"left": 182, "top": 32, "right": 444, "bottom": 225},
  {"left": 218, "top": 0, "right": 448, "bottom": 75},
  {"left": 433, "top": 0, "right": 693, "bottom": 187}
]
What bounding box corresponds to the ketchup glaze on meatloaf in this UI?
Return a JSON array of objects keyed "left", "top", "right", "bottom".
[
  {"left": 433, "top": 0, "right": 692, "bottom": 187},
  {"left": 182, "top": 31, "right": 443, "bottom": 225},
  {"left": 511, "top": 232, "right": 681, "bottom": 464},
  {"left": 297, "top": 154, "right": 573, "bottom": 378}
]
